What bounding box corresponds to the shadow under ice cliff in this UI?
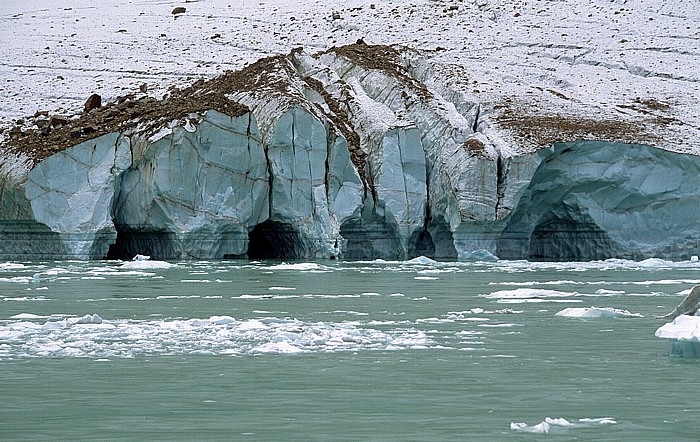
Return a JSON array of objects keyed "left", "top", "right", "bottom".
[{"left": 1, "top": 42, "right": 697, "bottom": 261}]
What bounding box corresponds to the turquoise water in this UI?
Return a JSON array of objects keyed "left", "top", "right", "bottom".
[{"left": 1, "top": 258, "right": 699, "bottom": 440}]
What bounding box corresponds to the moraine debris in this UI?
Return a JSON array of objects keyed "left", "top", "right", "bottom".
[{"left": 84, "top": 94, "right": 102, "bottom": 113}]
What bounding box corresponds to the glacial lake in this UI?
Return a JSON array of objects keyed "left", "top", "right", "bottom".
[{"left": 1, "top": 258, "right": 699, "bottom": 440}]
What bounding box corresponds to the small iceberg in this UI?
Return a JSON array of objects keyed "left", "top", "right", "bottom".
[
  {"left": 511, "top": 417, "right": 616, "bottom": 434},
  {"left": 656, "top": 285, "right": 700, "bottom": 357},
  {"left": 73, "top": 314, "right": 103, "bottom": 324},
  {"left": 267, "top": 262, "right": 323, "bottom": 271},
  {"left": 556, "top": 307, "right": 643, "bottom": 318},
  {"left": 655, "top": 315, "right": 700, "bottom": 357},
  {"left": 120, "top": 256, "right": 176, "bottom": 269},
  {"left": 405, "top": 256, "right": 438, "bottom": 265}
]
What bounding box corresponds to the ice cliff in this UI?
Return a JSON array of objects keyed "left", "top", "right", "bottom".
[{"left": 1, "top": 42, "right": 699, "bottom": 260}]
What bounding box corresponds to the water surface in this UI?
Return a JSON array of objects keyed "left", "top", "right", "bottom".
[{"left": 1, "top": 258, "right": 698, "bottom": 440}]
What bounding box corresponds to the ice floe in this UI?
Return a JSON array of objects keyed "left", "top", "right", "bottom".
[
  {"left": 480, "top": 288, "right": 582, "bottom": 303},
  {"left": 511, "top": 417, "right": 616, "bottom": 434},
  {"left": 267, "top": 262, "right": 328, "bottom": 271},
  {"left": 0, "top": 315, "right": 432, "bottom": 358},
  {"left": 120, "top": 260, "right": 177, "bottom": 270},
  {"left": 555, "top": 307, "right": 643, "bottom": 318},
  {"left": 404, "top": 256, "right": 439, "bottom": 265}
]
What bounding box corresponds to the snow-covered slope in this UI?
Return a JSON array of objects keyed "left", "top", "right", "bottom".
[{"left": 1, "top": 0, "right": 697, "bottom": 153}]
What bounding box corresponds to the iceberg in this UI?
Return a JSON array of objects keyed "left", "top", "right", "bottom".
[
  {"left": 655, "top": 315, "right": 700, "bottom": 357},
  {"left": 511, "top": 417, "right": 616, "bottom": 434},
  {"left": 656, "top": 284, "right": 700, "bottom": 357}
]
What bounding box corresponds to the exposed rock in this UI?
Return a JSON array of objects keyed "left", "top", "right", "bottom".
[
  {"left": 84, "top": 94, "right": 102, "bottom": 113},
  {"left": 49, "top": 115, "right": 69, "bottom": 127}
]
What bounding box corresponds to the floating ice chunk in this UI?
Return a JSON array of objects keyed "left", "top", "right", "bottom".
[
  {"left": 42, "top": 319, "right": 68, "bottom": 330},
  {"left": 656, "top": 315, "right": 700, "bottom": 358},
  {"left": 638, "top": 258, "right": 672, "bottom": 267},
  {"left": 0, "top": 262, "right": 27, "bottom": 270},
  {"left": 692, "top": 256, "right": 699, "bottom": 262},
  {"left": 133, "top": 254, "right": 150, "bottom": 261},
  {"left": 10, "top": 313, "right": 45, "bottom": 319},
  {"left": 0, "top": 314, "right": 436, "bottom": 358},
  {"left": 253, "top": 341, "right": 304, "bottom": 354},
  {"left": 510, "top": 421, "right": 550, "bottom": 434},
  {"left": 595, "top": 289, "right": 625, "bottom": 295},
  {"left": 209, "top": 316, "right": 236, "bottom": 325},
  {"left": 239, "top": 319, "right": 266, "bottom": 330},
  {"left": 405, "top": 256, "right": 438, "bottom": 265},
  {"left": 0, "top": 276, "right": 34, "bottom": 284},
  {"left": 578, "top": 418, "right": 617, "bottom": 425},
  {"left": 120, "top": 260, "right": 176, "bottom": 270},
  {"left": 267, "top": 262, "right": 323, "bottom": 271},
  {"left": 481, "top": 288, "right": 578, "bottom": 299},
  {"left": 74, "top": 314, "right": 103, "bottom": 324},
  {"left": 511, "top": 417, "right": 616, "bottom": 433},
  {"left": 3, "top": 296, "right": 49, "bottom": 301},
  {"left": 556, "top": 307, "right": 643, "bottom": 318}
]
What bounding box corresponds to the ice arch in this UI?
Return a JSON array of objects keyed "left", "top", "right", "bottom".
[
  {"left": 247, "top": 220, "right": 307, "bottom": 259},
  {"left": 497, "top": 141, "right": 700, "bottom": 261}
]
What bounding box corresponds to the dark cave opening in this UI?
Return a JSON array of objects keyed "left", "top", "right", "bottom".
[
  {"left": 411, "top": 230, "right": 435, "bottom": 258},
  {"left": 247, "top": 220, "right": 306, "bottom": 259},
  {"left": 528, "top": 215, "right": 616, "bottom": 261},
  {"left": 409, "top": 219, "right": 457, "bottom": 260},
  {"left": 106, "top": 230, "right": 181, "bottom": 260}
]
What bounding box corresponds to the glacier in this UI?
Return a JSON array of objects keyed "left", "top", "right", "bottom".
[{"left": 1, "top": 43, "right": 700, "bottom": 261}]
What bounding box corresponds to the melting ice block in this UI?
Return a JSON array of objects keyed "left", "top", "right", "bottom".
[{"left": 655, "top": 314, "right": 700, "bottom": 357}]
